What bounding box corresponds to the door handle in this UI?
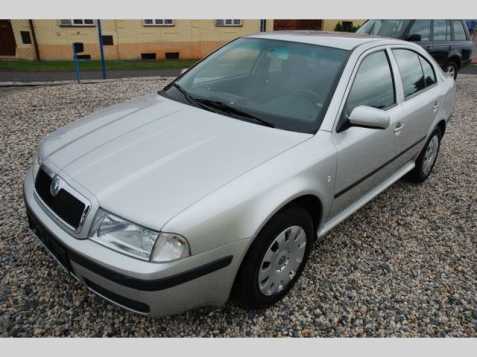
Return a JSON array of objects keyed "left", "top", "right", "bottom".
[{"left": 393, "top": 122, "right": 404, "bottom": 135}]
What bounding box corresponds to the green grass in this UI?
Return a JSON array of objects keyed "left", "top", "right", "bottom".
[{"left": 0, "top": 59, "right": 197, "bottom": 72}]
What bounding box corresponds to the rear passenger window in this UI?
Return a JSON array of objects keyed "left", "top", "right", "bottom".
[
  {"left": 452, "top": 20, "right": 467, "bottom": 41},
  {"left": 393, "top": 49, "right": 426, "bottom": 98},
  {"left": 433, "top": 20, "right": 451, "bottom": 41},
  {"left": 344, "top": 51, "right": 395, "bottom": 116},
  {"left": 408, "top": 20, "right": 431, "bottom": 41},
  {"left": 419, "top": 56, "right": 436, "bottom": 87}
]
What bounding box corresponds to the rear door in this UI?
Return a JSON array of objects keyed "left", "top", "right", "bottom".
[
  {"left": 429, "top": 20, "right": 452, "bottom": 67},
  {"left": 450, "top": 20, "right": 473, "bottom": 65},
  {"left": 390, "top": 48, "right": 440, "bottom": 166},
  {"left": 331, "top": 49, "right": 399, "bottom": 215}
]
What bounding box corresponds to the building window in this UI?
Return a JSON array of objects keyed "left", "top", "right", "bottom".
[
  {"left": 165, "top": 52, "right": 180, "bottom": 59},
  {"left": 102, "top": 35, "right": 114, "bottom": 46},
  {"left": 143, "top": 19, "right": 174, "bottom": 27},
  {"left": 20, "top": 31, "right": 32, "bottom": 44},
  {"left": 60, "top": 19, "right": 95, "bottom": 27},
  {"left": 342, "top": 21, "right": 353, "bottom": 32},
  {"left": 216, "top": 19, "right": 242, "bottom": 27},
  {"left": 141, "top": 53, "right": 157, "bottom": 60}
]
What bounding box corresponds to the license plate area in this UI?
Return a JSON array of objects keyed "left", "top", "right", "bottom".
[{"left": 27, "top": 209, "right": 74, "bottom": 274}]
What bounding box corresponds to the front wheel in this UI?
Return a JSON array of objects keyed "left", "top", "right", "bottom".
[
  {"left": 233, "top": 206, "right": 314, "bottom": 309},
  {"left": 406, "top": 129, "right": 441, "bottom": 183}
]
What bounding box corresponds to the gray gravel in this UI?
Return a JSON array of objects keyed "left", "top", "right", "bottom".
[{"left": 0, "top": 76, "right": 476, "bottom": 337}]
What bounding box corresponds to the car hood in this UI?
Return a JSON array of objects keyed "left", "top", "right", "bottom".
[{"left": 41, "top": 94, "right": 311, "bottom": 230}]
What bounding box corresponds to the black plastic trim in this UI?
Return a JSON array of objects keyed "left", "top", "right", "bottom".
[
  {"left": 334, "top": 135, "right": 426, "bottom": 198},
  {"left": 70, "top": 252, "right": 233, "bottom": 292},
  {"left": 84, "top": 278, "right": 150, "bottom": 313}
]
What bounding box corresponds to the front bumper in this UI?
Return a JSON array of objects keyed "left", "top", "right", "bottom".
[{"left": 24, "top": 168, "right": 249, "bottom": 316}]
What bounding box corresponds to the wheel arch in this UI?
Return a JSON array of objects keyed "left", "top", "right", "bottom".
[
  {"left": 277, "top": 194, "right": 323, "bottom": 236},
  {"left": 436, "top": 119, "right": 446, "bottom": 138},
  {"left": 447, "top": 54, "right": 461, "bottom": 69},
  {"left": 248, "top": 192, "right": 325, "bottom": 247},
  {"left": 230, "top": 193, "right": 323, "bottom": 299}
]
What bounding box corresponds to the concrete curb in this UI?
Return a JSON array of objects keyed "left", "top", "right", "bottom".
[{"left": 0, "top": 75, "right": 173, "bottom": 87}]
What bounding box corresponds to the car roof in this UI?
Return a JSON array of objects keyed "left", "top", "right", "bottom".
[{"left": 247, "top": 31, "right": 407, "bottom": 50}]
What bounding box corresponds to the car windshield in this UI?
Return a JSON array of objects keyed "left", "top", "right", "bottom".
[
  {"left": 161, "top": 37, "right": 349, "bottom": 133},
  {"left": 357, "top": 20, "right": 410, "bottom": 38}
]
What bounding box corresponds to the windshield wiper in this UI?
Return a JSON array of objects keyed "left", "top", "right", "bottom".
[
  {"left": 166, "top": 84, "right": 275, "bottom": 128},
  {"left": 192, "top": 98, "right": 275, "bottom": 128},
  {"left": 170, "top": 83, "right": 198, "bottom": 105}
]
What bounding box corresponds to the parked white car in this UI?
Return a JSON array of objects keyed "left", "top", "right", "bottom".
[{"left": 24, "top": 31, "right": 456, "bottom": 316}]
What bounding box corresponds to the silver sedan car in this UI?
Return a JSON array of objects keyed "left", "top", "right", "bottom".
[{"left": 24, "top": 32, "right": 456, "bottom": 316}]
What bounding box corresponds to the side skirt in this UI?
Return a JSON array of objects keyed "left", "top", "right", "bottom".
[{"left": 317, "top": 161, "right": 415, "bottom": 238}]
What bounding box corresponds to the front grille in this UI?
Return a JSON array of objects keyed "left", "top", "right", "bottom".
[{"left": 35, "top": 168, "right": 86, "bottom": 229}]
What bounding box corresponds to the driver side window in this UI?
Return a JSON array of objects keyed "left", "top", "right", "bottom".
[
  {"left": 408, "top": 20, "right": 432, "bottom": 41},
  {"left": 338, "top": 50, "right": 395, "bottom": 131}
]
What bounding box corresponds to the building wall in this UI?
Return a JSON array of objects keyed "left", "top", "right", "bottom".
[
  {"left": 6, "top": 19, "right": 36, "bottom": 60},
  {"left": 9, "top": 19, "right": 265, "bottom": 61},
  {"left": 112, "top": 19, "right": 264, "bottom": 60},
  {"left": 7, "top": 19, "right": 364, "bottom": 61},
  {"left": 322, "top": 19, "right": 365, "bottom": 31}
]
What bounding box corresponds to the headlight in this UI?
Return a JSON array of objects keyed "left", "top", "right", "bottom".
[
  {"left": 90, "top": 209, "right": 190, "bottom": 263},
  {"left": 151, "top": 232, "right": 190, "bottom": 263}
]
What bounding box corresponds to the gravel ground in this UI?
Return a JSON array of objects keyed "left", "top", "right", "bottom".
[
  {"left": 0, "top": 87, "right": 33, "bottom": 98},
  {"left": 0, "top": 76, "right": 475, "bottom": 337}
]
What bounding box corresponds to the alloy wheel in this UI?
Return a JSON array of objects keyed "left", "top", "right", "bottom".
[
  {"left": 258, "top": 225, "right": 307, "bottom": 296},
  {"left": 422, "top": 134, "right": 439, "bottom": 176}
]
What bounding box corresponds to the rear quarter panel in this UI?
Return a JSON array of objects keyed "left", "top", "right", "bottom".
[{"left": 439, "top": 75, "right": 457, "bottom": 124}]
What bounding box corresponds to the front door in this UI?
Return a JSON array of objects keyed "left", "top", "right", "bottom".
[
  {"left": 331, "top": 49, "right": 399, "bottom": 215},
  {"left": 406, "top": 20, "right": 433, "bottom": 53},
  {"left": 0, "top": 20, "right": 16, "bottom": 56}
]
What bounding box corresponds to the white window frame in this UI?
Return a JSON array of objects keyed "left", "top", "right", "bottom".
[
  {"left": 143, "top": 19, "right": 175, "bottom": 27},
  {"left": 216, "top": 19, "right": 242, "bottom": 27},
  {"left": 59, "top": 19, "right": 96, "bottom": 27}
]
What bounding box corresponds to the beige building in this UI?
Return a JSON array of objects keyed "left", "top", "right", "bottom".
[{"left": 0, "top": 19, "right": 364, "bottom": 61}]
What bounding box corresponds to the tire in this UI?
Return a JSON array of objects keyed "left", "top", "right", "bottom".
[
  {"left": 444, "top": 61, "right": 458, "bottom": 80},
  {"left": 406, "top": 128, "right": 442, "bottom": 183},
  {"left": 233, "top": 206, "right": 314, "bottom": 309}
]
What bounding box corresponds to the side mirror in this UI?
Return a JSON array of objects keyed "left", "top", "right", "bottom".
[
  {"left": 348, "top": 105, "right": 390, "bottom": 130},
  {"left": 406, "top": 34, "right": 422, "bottom": 42},
  {"left": 180, "top": 68, "right": 188, "bottom": 75}
]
